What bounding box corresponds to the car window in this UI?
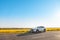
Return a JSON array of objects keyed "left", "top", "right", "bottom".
[
  {"left": 37, "top": 26, "right": 44, "bottom": 28},
  {"left": 37, "top": 27, "right": 41, "bottom": 28},
  {"left": 40, "top": 26, "right": 44, "bottom": 28}
]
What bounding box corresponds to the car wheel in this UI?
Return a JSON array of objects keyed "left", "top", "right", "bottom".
[
  {"left": 44, "top": 29, "right": 46, "bottom": 32},
  {"left": 31, "top": 29, "right": 33, "bottom": 33},
  {"left": 36, "top": 29, "right": 39, "bottom": 33}
]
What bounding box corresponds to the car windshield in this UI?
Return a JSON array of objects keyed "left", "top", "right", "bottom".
[{"left": 37, "top": 26, "right": 44, "bottom": 28}]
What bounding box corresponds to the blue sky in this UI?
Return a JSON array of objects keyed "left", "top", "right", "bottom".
[{"left": 0, "top": 0, "right": 60, "bottom": 28}]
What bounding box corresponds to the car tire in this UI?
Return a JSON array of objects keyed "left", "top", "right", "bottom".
[
  {"left": 31, "top": 29, "right": 34, "bottom": 33},
  {"left": 36, "top": 29, "right": 39, "bottom": 33},
  {"left": 44, "top": 29, "right": 46, "bottom": 32}
]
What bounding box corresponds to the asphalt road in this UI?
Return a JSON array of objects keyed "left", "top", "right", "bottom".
[{"left": 0, "top": 31, "right": 60, "bottom": 40}]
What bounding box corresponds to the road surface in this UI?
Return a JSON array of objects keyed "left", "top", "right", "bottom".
[{"left": 0, "top": 31, "right": 60, "bottom": 40}]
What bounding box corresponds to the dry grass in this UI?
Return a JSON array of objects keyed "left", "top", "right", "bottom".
[
  {"left": 0, "top": 28, "right": 31, "bottom": 34},
  {"left": 0, "top": 28, "right": 60, "bottom": 34},
  {"left": 46, "top": 28, "right": 60, "bottom": 31}
]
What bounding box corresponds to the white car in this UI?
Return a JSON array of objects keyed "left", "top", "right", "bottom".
[{"left": 31, "top": 26, "right": 46, "bottom": 33}]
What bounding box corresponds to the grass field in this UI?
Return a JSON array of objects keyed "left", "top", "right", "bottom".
[
  {"left": 46, "top": 28, "right": 60, "bottom": 31},
  {"left": 0, "top": 28, "right": 60, "bottom": 34},
  {"left": 0, "top": 28, "right": 31, "bottom": 34}
]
